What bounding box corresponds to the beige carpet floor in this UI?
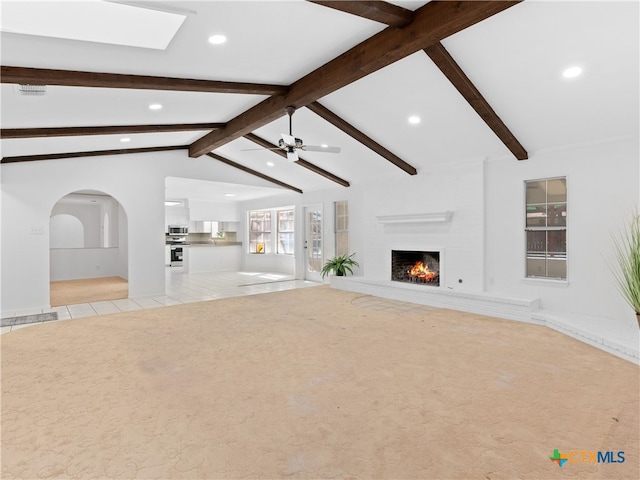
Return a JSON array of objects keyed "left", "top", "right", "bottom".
[
  {"left": 50, "top": 276, "right": 128, "bottom": 306},
  {"left": 2, "top": 286, "right": 638, "bottom": 479}
]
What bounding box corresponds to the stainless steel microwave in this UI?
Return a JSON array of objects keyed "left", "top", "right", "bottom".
[{"left": 168, "top": 225, "right": 188, "bottom": 235}]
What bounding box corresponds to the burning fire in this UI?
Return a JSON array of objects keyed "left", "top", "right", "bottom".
[{"left": 407, "top": 261, "right": 437, "bottom": 281}]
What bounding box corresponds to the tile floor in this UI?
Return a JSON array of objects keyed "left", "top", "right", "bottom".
[{"left": 1, "top": 269, "right": 320, "bottom": 335}]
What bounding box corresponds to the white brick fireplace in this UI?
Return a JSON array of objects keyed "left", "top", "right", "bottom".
[{"left": 332, "top": 158, "right": 540, "bottom": 323}]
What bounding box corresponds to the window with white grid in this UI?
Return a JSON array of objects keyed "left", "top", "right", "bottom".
[
  {"left": 525, "top": 178, "right": 567, "bottom": 279},
  {"left": 335, "top": 201, "right": 349, "bottom": 256}
]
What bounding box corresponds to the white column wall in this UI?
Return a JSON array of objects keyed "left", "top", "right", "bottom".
[{"left": 1, "top": 155, "right": 165, "bottom": 313}]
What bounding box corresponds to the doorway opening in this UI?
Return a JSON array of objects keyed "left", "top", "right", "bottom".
[
  {"left": 49, "top": 190, "right": 129, "bottom": 306},
  {"left": 304, "top": 205, "right": 323, "bottom": 282}
]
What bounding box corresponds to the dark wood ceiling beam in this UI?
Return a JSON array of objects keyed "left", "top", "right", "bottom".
[
  {"left": 423, "top": 42, "right": 528, "bottom": 160},
  {"left": 308, "top": 1, "right": 413, "bottom": 27},
  {"left": 306, "top": 102, "right": 417, "bottom": 175},
  {"left": 244, "top": 133, "right": 350, "bottom": 187},
  {"left": 189, "top": 1, "right": 521, "bottom": 157},
  {"left": 243, "top": 133, "right": 288, "bottom": 159},
  {"left": 0, "top": 66, "right": 288, "bottom": 95},
  {"left": 1, "top": 123, "right": 226, "bottom": 139},
  {"left": 1, "top": 145, "right": 187, "bottom": 164},
  {"left": 206, "top": 152, "right": 303, "bottom": 194},
  {"left": 293, "top": 159, "right": 350, "bottom": 188},
  {"left": 2, "top": 143, "right": 303, "bottom": 193}
]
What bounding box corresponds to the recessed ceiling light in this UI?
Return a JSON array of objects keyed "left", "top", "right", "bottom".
[
  {"left": 562, "top": 66, "right": 583, "bottom": 79},
  {"left": 208, "top": 34, "right": 227, "bottom": 45},
  {"left": 224, "top": 193, "right": 235, "bottom": 197},
  {"left": 266, "top": 161, "right": 275, "bottom": 167},
  {"left": 149, "top": 103, "right": 163, "bottom": 110},
  {"left": 408, "top": 116, "right": 421, "bottom": 125},
  {"left": 321, "top": 144, "right": 329, "bottom": 148},
  {"left": 120, "top": 137, "right": 131, "bottom": 143},
  {"left": 164, "top": 201, "right": 181, "bottom": 206}
]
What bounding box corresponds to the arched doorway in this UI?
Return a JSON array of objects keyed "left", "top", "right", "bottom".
[{"left": 49, "top": 190, "right": 129, "bottom": 307}]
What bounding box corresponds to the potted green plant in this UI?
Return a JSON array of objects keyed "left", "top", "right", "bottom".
[
  {"left": 612, "top": 213, "right": 640, "bottom": 328},
  {"left": 321, "top": 253, "right": 359, "bottom": 279}
]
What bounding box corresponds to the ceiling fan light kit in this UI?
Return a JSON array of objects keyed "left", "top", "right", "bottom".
[
  {"left": 280, "top": 106, "right": 341, "bottom": 162},
  {"left": 243, "top": 106, "right": 341, "bottom": 163}
]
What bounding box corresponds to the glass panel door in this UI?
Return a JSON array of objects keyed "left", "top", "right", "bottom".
[{"left": 304, "top": 206, "right": 323, "bottom": 282}]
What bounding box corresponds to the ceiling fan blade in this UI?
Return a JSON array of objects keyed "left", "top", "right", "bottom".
[
  {"left": 240, "top": 147, "right": 282, "bottom": 152},
  {"left": 302, "top": 145, "right": 341, "bottom": 154},
  {"left": 286, "top": 150, "right": 298, "bottom": 162}
]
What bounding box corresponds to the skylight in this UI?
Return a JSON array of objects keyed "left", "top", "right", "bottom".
[{"left": 0, "top": 0, "right": 186, "bottom": 50}]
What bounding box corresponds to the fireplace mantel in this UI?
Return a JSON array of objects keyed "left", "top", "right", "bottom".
[{"left": 376, "top": 211, "right": 453, "bottom": 225}]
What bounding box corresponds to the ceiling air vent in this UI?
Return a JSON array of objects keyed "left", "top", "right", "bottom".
[{"left": 18, "top": 84, "right": 46, "bottom": 96}]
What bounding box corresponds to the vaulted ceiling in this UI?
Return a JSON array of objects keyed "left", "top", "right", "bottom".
[{"left": 1, "top": 1, "right": 638, "bottom": 201}]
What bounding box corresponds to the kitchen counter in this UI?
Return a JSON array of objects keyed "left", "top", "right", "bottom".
[
  {"left": 165, "top": 242, "right": 242, "bottom": 247},
  {"left": 188, "top": 242, "right": 242, "bottom": 247},
  {"left": 184, "top": 242, "right": 242, "bottom": 273}
]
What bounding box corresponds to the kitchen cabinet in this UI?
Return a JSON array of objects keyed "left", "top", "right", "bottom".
[
  {"left": 189, "top": 221, "right": 212, "bottom": 233},
  {"left": 165, "top": 245, "right": 171, "bottom": 266},
  {"left": 187, "top": 244, "right": 241, "bottom": 273},
  {"left": 218, "top": 221, "right": 238, "bottom": 233}
]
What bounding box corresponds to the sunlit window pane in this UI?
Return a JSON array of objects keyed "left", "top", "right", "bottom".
[
  {"left": 277, "top": 209, "right": 294, "bottom": 255},
  {"left": 525, "top": 178, "right": 566, "bottom": 279},
  {"left": 249, "top": 210, "right": 271, "bottom": 254},
  {"left": 335, "top": 201, "right": 349, "bottom": 256}
]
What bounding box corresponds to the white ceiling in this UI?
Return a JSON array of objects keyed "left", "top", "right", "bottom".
[{"left": 1, "top": 1, "right": 638, "bottom": 202}]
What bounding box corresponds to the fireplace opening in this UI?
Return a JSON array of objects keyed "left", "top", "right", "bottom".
[{"left": 391, "top": 250, "right": 440, "bottom": 286}]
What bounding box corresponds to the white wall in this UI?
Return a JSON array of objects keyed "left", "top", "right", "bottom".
[
  {"left": 51, "top": 201, "right": 102, "bottom": 247},
  {"left": 49, "top": 193, "right": 125, "bottom": 280},
  {"left": 50, "top": 248, "right": 120, "bottom": 281},
  {"left": 189, "top": 199, "right": 240, "bottom": 221},
  {"left": 50, "top": 214, "right": 84, "bottom": 248},
  {"left": 102, "top": 195, "right": 120, "bottom": 248},
  {"left": 485, "top": 137, "right": 639, "bottom": 324},
  {"left": 1, "top": 150, "right": 280, "bottom": 314},
  {"left": 117, "top": 203, "right": 128, "bottom": 280}
]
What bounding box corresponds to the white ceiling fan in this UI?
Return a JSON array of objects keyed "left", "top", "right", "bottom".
[{"left": 246, "top": 106, "right": 341, "bottom": 162}]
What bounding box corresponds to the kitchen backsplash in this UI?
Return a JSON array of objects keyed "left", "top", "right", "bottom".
[{"left": 188, "top": 232, "right": 238, "bottom": 243}]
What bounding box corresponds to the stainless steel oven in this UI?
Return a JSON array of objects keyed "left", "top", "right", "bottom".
[{"left": 170, "top": 246, "right": 183, "bottom": 266}]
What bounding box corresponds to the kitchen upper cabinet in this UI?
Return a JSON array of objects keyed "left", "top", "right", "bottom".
[
  {"left": 218, "top": 221, "right": 238, "bottom": 233},
  {"left": 189, "top": 221, "right": 212, "bottom": 233}
]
